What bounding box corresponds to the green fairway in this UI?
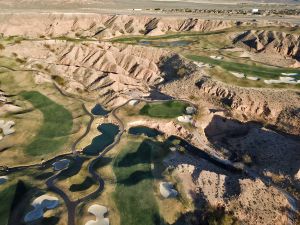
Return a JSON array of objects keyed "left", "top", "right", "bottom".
[
  {"left": 140, "top": 101, "right": 188, "bottom": 118},
  {"left": 113, "top": 139, "right": 163, "bottom": 225},
  {"left": 20, "top": 91, "right": 73, "bottom": 156},
  {"left": 110, "top": 30, "right": 227, "bottom": 44},
  {"left": 186, "top": 55, "right": 300, "bottom": 79},
  {"left": 0, "top": 184, "right": 17, "bottom": 225}
]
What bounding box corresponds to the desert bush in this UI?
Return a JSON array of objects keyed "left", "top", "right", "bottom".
[{"left": 51, "top": 75, "right": 65, "bottom": 86}]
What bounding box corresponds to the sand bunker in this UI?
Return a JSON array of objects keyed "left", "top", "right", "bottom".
[
  {"left": 295, "top": 169, "right": 300, "bottom": 180},
  {"left": 193, "top": 62, "right": 212, "bottom": 68},
  {"left": 281, "top": 73, "right": 299, "bottom": 76},
  {"left": 0, "top": 120, "right": 15, "bottom": 140},
  {"left": 210, "top": 55, "right": 223, "bottom": 60},
  {"left": 247, "top": 76, "right": 260, "bottom": 81},
  {"left": 177, "top": 115, "right": 193, "bottom": 123},
  {"left": 264, "top": 76, "right": 300, "bottom": 84},
  {"left": 186, "top": 106, "right": 196, "bottom": 115},
  {"left": 85, "top": 204, "right": 109, "bottom": 225},
  {"left": 0, "top": 176, "right": 8, "bottom": 185},
  {"left": 52, "top": 159, "right": 70, "bottom": 171},
  {"left": 160, "top": 182, "right": 178, "bottom": 198},
  {"left": 230, "top": 71, "right": 245, "bottom": 78},
  {"left": 24, "top": 194, "right": 59, "bottom": 222},
  {"left": 128, "top": 100, "right": 139, "bottom": 106}
]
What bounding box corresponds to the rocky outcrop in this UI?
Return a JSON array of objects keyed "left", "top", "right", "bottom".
[
  {"left": 196, "top": 78, "right": 300, "bottom": 135},
  {"left": 2, "top": 40, "right": 193, "bottom": 108},
  {"left": 233, "top": 30, "right": 300, "bottom": 62},
  {"left": 0, "top": 13, "right": 235, "bottom": 39},
  {"left": 0, "top": 90, "right": 22, "bottom": 116}
]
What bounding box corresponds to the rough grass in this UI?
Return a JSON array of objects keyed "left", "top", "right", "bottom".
[
  {"left": 140, "top": 101, "right": 188, "bottom": 118},
  {"left": 20, "top": 91, "right": 73, "bottom": 156},
  {"left": 186, "top": 54, "right": 300, "bottom": 79},
  {"left": 113, "top": 139, "right": 162, "bottom": 225}
]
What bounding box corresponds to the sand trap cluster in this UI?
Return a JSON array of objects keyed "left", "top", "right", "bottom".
[
  {"left": 52, "top": 159, "right": 70, "bottom": 171},
  {"left": 24, "top": 194, "right": 59, "bottom": 222},
  {"left": 264, "top": 76, "right": 300, "bottom": 84},
  {"left": 85, "top": 204, "right": 109, "bottom": 225},
  {"left": 0, "top": 176, "right": 8, "bottom": 185},
  {"left": 0, "top": 120, "right": 15, "bottom": 140},
  {"left": 159, "top": 182, "right": 178, "bottom": 198}
]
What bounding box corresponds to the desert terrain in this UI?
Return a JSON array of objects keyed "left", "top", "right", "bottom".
[{"left": 0, "top": 3, "right": 299, "bottom": 225}]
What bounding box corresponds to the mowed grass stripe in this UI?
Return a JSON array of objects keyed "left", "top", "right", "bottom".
[
  {"left": 186, "top": 55, "right": 300, "bottom": 79},
  {"left": 113, "top": 140, "right": 162, "bottom": 225},
  {"left": 20, "top": 91, "right": 73, "bottom": 156}
]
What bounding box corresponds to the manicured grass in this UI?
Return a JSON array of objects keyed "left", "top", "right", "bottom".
[
  {"left": 186, "top": 55, "right": 300, "bottom": 79},
  {"left": 0, "top": 184, "right": 17, "bottom": 225},
  {"left": 113, "top": 139, "right": 163, "bottom": 225},
  {"left": 140, "top": 101, "right": 188, "bottom": 118},
  {"left": 111, "top": 30, "right": 227, "bottom": 44},
  {"left": 20, "top": 91, "right": 73, "bottom": 156}
]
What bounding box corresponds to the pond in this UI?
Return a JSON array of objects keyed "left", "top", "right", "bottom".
[
  {"left": 83, "top": 123, "right": 119, "bottom": 156},
  {"left": 128, "top": 126, "right": 163, "bottom": 138},
  {"left": 91, "top": 104, "right": 109, "bottom": 116}
]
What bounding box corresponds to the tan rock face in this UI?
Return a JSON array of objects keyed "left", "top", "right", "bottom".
[
  {"left": 0, "top": 90, "right": 22, "bottom": 116},
  {"left": 2, "top": 40, "right": 175, "bottom": 108},
  {"left": 233, "top": 30, "right": 300, "bottom": 63},
  {"left": 165, "top": 151, "right": 291, "bottom": 225},
  {"left": 0, "top": 13, "right": 235, "bottom": 39},
  {"left": 196, "top": 78, "right": 300, "bottom": 135}
]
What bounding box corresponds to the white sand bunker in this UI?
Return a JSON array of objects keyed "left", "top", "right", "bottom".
[
  {"left": 247, "top": 76, "right": 260, "bottom": 81},
  {"left": 24, "top": 194, "right": 59, "bottom": 222},
  {"left": 281, "top": 72, "right": 299, "bottom": 76},
  {"left": 160, "top": 182, "right": 178, "bottom": 198},
  {"left": 0, "top": 120, "right": 15, "bottom": 140},
  {"left": 177, "top": 115, "right": 192, "bottom": 123},
  {"left": 210, "top": 55, "right": 223, "bottom": 60},
  {"left": 264, "top": 76, "right": 299, "bottom": 85},
  {"left": 0, "top": 176, "right": 8, "bottom": 185},
  {"left": 85, "top": 204, "right": 109, "bottom": 225},
  {"left": 52, "top": 159, "right": 70, "bottom": 171},
  {"left": 128, "top": 100, "right": 139, "bottom": 106},
  {"left": 295, "top": 169, "right": 300, "bottom": 181},
  {"left": 186, "top": 106, "right": 196, "bottom": 115},
  {"left": 230, "top": 71, "right": 245, "bottom": 78}
]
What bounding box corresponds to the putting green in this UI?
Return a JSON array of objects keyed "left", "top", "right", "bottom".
[
  {"left": 20, "top": 91, "right": 73, "bottom": 156},
  {"left": 140, "top": 101, "right": 188, "bottom": 118}
]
